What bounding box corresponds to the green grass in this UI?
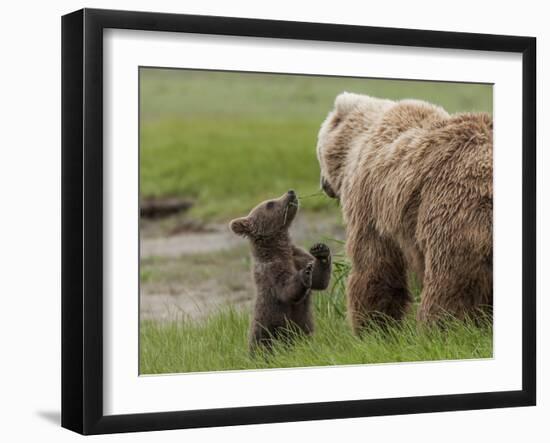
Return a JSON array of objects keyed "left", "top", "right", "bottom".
[
  {"left": 140, "top": 260, "right": 493, "bottom": 374},
  {"left": 140, "top": 69, "right": 492, "bottom": 221},
  {"left": 139, "top": 69, "right": 493, "bottom": 374}
]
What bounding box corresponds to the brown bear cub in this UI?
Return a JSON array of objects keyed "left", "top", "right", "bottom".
[{"left": 230, "top": 190, "right": 332, "bottom": 352}]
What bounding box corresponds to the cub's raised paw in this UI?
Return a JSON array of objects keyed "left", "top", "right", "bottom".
[
  {"left": 301, "top": 261, "right": 314, "bottom": 287},
  {"left": 310, "top": 243, "right": 331, "bottom": 259}
]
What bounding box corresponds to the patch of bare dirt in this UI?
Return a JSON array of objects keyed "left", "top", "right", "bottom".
[
  {"left": 140, "top": 212, "right": 345, "bottom": 322},
  {"left": 141, "top": 229, "right": 242, "bottom": 258},
  {"left": 140, "top": 288, "right": 253, "bottom": 322}
]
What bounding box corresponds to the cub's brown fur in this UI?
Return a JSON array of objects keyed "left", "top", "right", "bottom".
[
  {"left": 230, "top": 190, "right": 332, "bottom": 351},
  {"left": 316, "top": 92, "right": 492, "bottom": 332}
]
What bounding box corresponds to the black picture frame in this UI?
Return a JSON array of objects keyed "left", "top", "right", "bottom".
[{"left": 61, "top": 8, "right": 536, "bottom": 435}]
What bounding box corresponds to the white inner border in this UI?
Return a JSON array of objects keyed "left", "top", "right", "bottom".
[{"left": 103, "top": 29, "right": 523, "bottom": 415}]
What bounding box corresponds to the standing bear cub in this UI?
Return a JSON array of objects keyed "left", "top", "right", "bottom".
[{"left": 230, "top": 190, "right": 332, "bottom": 352}]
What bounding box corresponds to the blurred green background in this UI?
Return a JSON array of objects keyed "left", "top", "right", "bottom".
[{"left": 139, "top": 68, "right": 492, "bottom": 221}]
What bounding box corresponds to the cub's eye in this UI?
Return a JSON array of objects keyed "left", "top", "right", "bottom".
[{"left": 266, "top": 201, "right": 275, "bottom": 209}]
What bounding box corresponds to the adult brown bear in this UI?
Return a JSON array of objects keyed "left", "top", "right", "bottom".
[{"left": 316, "top": 92, "right": 492, "bottom": 333}]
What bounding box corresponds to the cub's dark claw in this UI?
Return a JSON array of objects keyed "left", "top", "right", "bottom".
[
  {"left": 301, "top": 261, "right": 314, "bottom": 287},
  {"left": 310, "top": 243, "right": 331, "bottom": 259}
]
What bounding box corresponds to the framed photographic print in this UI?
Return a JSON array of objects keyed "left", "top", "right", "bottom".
[{"left": 61, "top": 8, "right": 536, "bottom": 435}]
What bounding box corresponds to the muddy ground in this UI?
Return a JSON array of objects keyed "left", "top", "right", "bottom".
[{"left": 140, "top": 212, "right": 345, "bottom": 322}]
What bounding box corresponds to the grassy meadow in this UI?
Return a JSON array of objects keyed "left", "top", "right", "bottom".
[
  {"left": 139, "top": 68, "right": 493, "bottom": 374},
  {"left": 140, "top": 258, "right": 493, "bottom": 374}
]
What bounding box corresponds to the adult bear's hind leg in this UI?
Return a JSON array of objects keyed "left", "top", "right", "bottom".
[
  {"left": 417, "top": 248, "right": 492, "bottom": 324},
  {"left": 347, "top": 230, "right": 412, "bottom": 334}
]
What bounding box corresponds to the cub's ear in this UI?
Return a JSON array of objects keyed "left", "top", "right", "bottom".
[
  {"left": 229, "top": 217, "right": 251, "bottom": 236},
  {"left": 334, "top": 91, "right": 365, "bottom": 115}
]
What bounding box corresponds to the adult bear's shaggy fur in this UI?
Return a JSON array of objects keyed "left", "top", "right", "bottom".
[{"left": 316, "top": 92, "right": 492, "bottom": 332}]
